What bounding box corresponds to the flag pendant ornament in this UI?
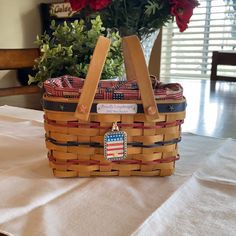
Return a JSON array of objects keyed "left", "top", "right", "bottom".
[{"left": 104, "top": 122, "right": 127, "bottom": 161}]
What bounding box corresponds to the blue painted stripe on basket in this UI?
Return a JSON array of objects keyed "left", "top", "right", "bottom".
[
  {"left": 42, "top": 99, "right": 186, "bottom": 113},
  {"left": 45, "top": 136, "right": 181, "bottom": 148}
]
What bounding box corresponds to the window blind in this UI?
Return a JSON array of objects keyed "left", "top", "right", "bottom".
[{"left": 160, "top": 0, "right": 236, "bottom": 80}]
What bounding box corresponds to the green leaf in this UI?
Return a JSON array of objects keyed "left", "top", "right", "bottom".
[{"left": 145, "top": 0, "right": 160, "bottom": 16}]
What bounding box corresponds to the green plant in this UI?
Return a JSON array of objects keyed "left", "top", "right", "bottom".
[{"left": 28, "top": 15, "right": 123, "bottom": 86}]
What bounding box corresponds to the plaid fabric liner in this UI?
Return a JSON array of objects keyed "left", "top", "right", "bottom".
[{"left": 44, "top": 75, "right": 183, "bottom": 100}]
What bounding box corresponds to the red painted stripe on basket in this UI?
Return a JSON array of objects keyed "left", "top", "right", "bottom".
[
  {"left": 44, "top": 117, "right": 184, "bottom": 129},
  {"left": 111, "top": 156, "right": 180, "bottom": 164}
]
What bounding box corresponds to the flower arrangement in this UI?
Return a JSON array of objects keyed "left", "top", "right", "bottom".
[
  {"left": 68, "top": 0, "right": 199, "bottom": 38},
  {"left": 29, "top": 0, "right": 199, "bottom": 85}
]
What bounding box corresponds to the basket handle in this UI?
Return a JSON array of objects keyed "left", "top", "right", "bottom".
[
  {"left": 122, "top": 35, "right": 159, "bottom": 120},
  {"left": 75, "top": 36, "right": 111, "bottom": 120}
]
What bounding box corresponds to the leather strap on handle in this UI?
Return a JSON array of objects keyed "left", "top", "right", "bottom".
[
  {"left": 75, "top": 36, "right": 111, "bottom": 121},
  {"left": 122, "top": 35, "right": 159, "bottom": 121}
]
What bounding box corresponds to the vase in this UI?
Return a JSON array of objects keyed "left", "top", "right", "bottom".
[
  {"left": 141, "top": 30, "right": 160, "bottom": 65},
  {"left": 122, "top": 30, "right": 160, "bottom": 81}
]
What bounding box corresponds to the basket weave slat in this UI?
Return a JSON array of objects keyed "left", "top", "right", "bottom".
[
  {"left": 133, "top": 135, "right": 164, "bottom": 143},
  {"left": 53, "top": 151, "right": 77, "bottom": 160},
  {"left": 53, "top": 170, "right": 78, "bottom": 178}
]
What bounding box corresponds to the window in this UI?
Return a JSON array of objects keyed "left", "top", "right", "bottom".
[{"left": 160, "top": 0, "right": 236, "bottom": 80}]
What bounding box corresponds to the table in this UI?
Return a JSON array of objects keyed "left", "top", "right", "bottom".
[{"left": 0, "top": 105, "right": 236, "bottom": 236}]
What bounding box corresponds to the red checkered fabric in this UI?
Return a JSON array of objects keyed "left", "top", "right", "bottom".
[{"left": 44, "top": 75, "right": 183, "bottom": 100}]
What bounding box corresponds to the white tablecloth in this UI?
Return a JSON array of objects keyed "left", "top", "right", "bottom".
[{"left": 0, "top": 105, "right": 235, "bottom": 236}]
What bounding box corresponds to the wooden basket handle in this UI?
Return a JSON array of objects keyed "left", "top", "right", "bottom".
[
  {"left": 75, "top": 36, "right": 111, "bottom": 120},
  {"left": 122, "top": 35, "right": 159, "bottom": 120}
]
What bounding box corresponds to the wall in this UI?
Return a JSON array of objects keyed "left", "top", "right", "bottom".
[{"left": 0, "top": 0, "right": 51, "bottom": 109}]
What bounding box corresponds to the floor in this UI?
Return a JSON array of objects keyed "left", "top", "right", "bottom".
[{"left": 168, "top": 79, "right": 236, "bottom": 139}]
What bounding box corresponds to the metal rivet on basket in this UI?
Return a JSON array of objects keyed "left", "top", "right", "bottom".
[
  {"left": 78, "top": 104, "right": 87, "bottom": 113},
  {"left": 147, "top": 106, "right": 157, "bottom": 115}
]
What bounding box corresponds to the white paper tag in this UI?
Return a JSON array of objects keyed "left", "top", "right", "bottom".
[{"left": 97, "top": 104, "right": 137, "bottom": 114}]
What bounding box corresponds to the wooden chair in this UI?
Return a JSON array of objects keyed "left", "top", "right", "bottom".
[
  {"left": 210, "top": 51, "right": 236, "bottom": 81},
  {"left": 0, "top": 48, "right": 40, "bottom": 97}
]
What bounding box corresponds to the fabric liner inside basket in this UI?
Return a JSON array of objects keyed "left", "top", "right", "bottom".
[{"left": 44, "top": 75, "right": 183, "bottom": 100}]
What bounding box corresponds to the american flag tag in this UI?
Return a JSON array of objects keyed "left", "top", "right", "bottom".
[{"left": 104, "top": 122, "right": 127, "bottom": 161}]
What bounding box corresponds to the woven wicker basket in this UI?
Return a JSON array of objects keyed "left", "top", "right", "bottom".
[{"left": 43, "top": 35, "right": 186, "bottom": 177}]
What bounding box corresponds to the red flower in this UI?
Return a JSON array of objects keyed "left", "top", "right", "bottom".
[
  {"left": 69, "top": 0, "right": 111, "bottom": 11},
  {"left": 170, "top": 0, "right": 199, "bottom": 32},
  {"left": 69, "top": 0, "right": 87, "bottom": 11},
  {"left": 88, "top": 0, "right": 112, "bottom": 10}
]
